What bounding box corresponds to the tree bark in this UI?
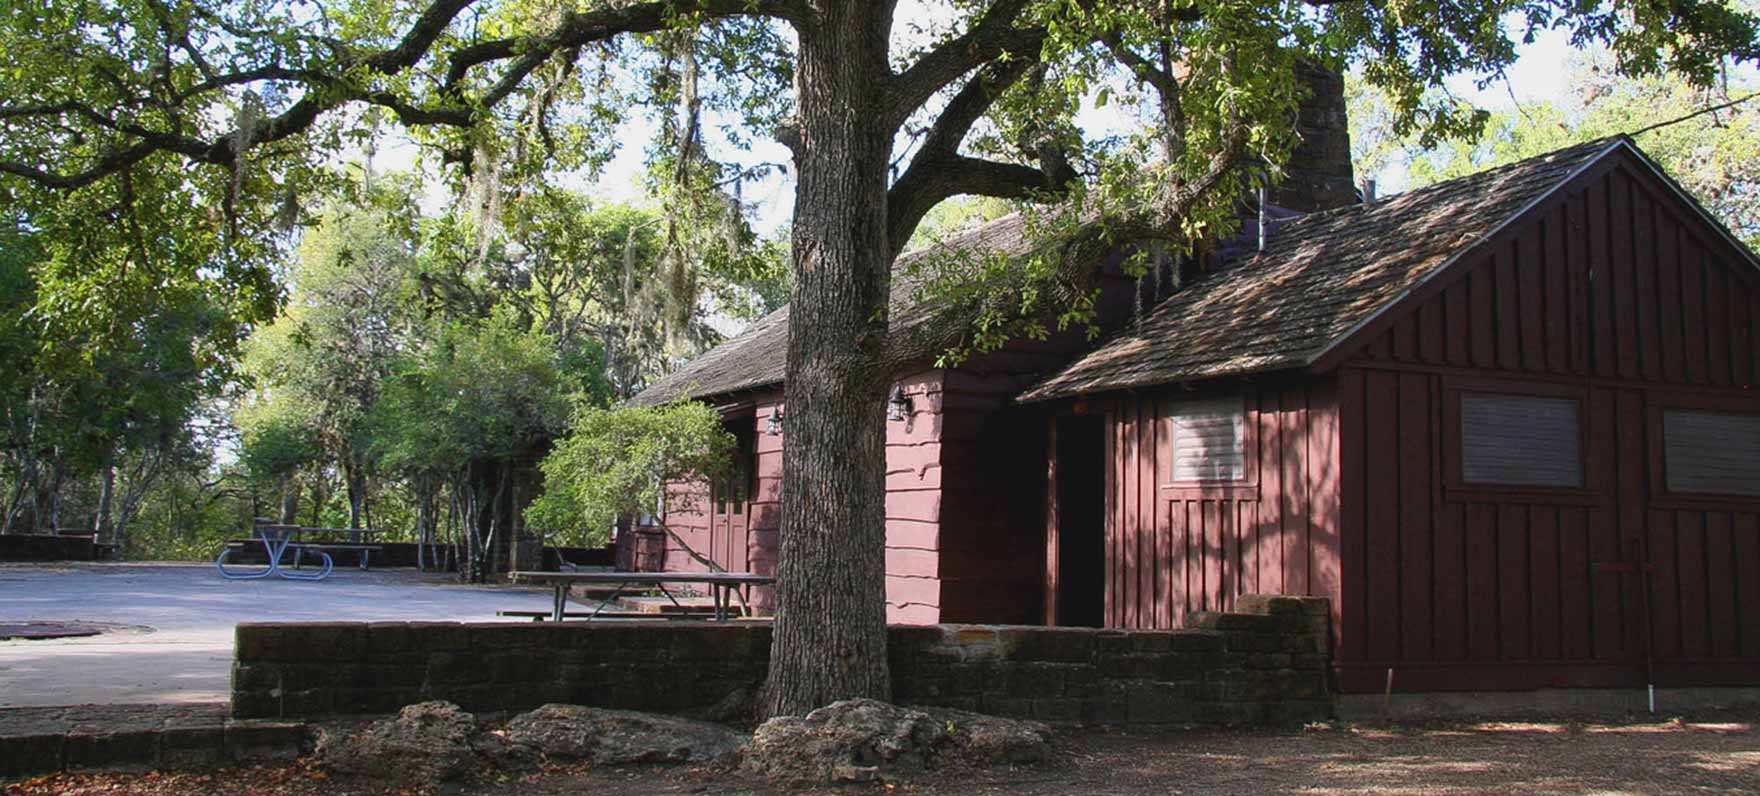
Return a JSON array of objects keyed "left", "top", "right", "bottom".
[
  {"left": 95, "top": 460, "right": 116, "bottom": 545},
  {"left": 762, "top": 1, "right": 895, "bottom": 718},
  {"left": 277, "top": 477, "right": 300, "bottom": 524}
]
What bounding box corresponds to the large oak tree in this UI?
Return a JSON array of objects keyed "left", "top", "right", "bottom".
[{"left": 4, "top": 0, "right": 1757, "bottom": 716}]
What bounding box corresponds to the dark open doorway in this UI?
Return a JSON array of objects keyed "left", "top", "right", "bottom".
[{"left": 1054, "top": 415, "right": 1106, "bottom": 627}]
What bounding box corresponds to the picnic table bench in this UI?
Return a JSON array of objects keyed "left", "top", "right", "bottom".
[
  {"left": 508, "top": 570, "right": 774, "bottom": 622},
  {"left": 215, "top": 523, "right": 384, "bottom": 581}
]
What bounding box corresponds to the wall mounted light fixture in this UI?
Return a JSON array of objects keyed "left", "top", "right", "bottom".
[
  {"left": 766, "top": 405, "right": 784, "bottom": 436},
  {"left": 887, "top": 384, "right": 912, "bottom": 422}
]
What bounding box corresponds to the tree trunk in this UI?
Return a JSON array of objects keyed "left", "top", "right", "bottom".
[
  {"left": 95, "top": 460, "right": 116, "bottom": 545},
  {"left": 278, "top": 478, "right": 300, "bottom": 524},
  {"left": 762, "top": 3, "right": 895, "bottom": 718},
  {"left": 344, "top": 458, "right": 366, "bottom": 533}
]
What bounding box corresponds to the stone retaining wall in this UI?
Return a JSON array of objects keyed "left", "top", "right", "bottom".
[{"left": 232, "top": 595, "right": 1330, "bottom": 725}]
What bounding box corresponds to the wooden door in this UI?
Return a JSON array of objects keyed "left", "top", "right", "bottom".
[
  {"left": 1585, "top": 386, "right": 1651, "bottom": 685},
  {"left": 710, "top": 429, "right": 754, "bottom": 572}
]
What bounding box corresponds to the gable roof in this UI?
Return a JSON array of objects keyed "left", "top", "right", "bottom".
[
  {"left": 627, "top": 214, "right": 1035, "bottom": 406},
  {"left": 1016, "top": 137, "right": 1631, "bottom": 402}
]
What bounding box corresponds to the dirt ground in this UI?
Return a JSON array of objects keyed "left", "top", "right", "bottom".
[{"left": 7, "top": 712, "right": 1759, "bottom": 796}]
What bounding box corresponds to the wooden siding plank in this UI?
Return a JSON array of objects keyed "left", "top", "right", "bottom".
[
  {"left": 1392, "top": 314, "right": 1419, "bottom": 362},
  {"left": 1633, "top": 182, "right": 1665, "bottom": 381},
  {"left": 1674, "top": 511, "right": 1710, "bottom": 660},
  {"left": 1155, "top": 401, "right": 1174, "bottom": 629},
  {"left": 1496, "top": 241, "right": 1523, "bottom": 370},
  {"left": 1445, "top": 281, "right": 1472, "bottom": 368},
  {"left": 1122, "top": 401, "right": 1141, "bottom": 627},
  {"left": 1466, "top": 502, "right": 1501, "bottom": 661},
  {"left": 1420, "top": 300, "right": 1446, "bottom": 365},
  {"left": 1260, "top": 391, "right": 1285, "bottom": 599},
  {"left": 1586, "top": 176, "right": 1618, "bottom": 378},
  {"left": 1338, "top": 369, "right": 1367, "bottom": 664},
  {"left": 1177, "top": 500, "right": 1194, "bottom": 620},
  {"left": 1558, "top": 507, "right": 1593, "bottom": 660},
  {"left": 1566, "top": 191, "right": 1592, "bottom": 375},
  {"left": 1649, "top": 509, "right": 1682, "bottom": 659},
  {"left": 1529, "top": 506, "right": 1562, "bottom": 661},
  {"left": 1140, "top": 394, "right": 1154, "bottom": 623},
  {"left": 1105, "top": 404, "right": 1118, "bottom": 627},
  {"left": 1731, "top": 276, "right": 1754, "bottom": 387},
  {"left": 1281, "top": 386, "right": 1311, "bottom": 596},
  {"left": 1519, "top": 223, "right": 1547, "bottom": 372},
  {"left": 1657, "top": 218, "right": 1687, "bottom": 383},
  {"left": 1704, "top": 512, "right": 1738, "bottom": 659},
  {"left": 1609, "top": 175, "right": 1640, "bottom": 380},
  {"left": 1544, "top": 207, "right": 1572, "bottom": 374},
  {"left": 1706, "top": 250, "right": 1732, "bottom": 386},
  {"left": 1735, "top": 513, "right": 1760, "bottom": 657},
  {"left": 1399, "top": 371, "right": 1434, "bottom": 661},
  {"left": 1203, "top": 498, "right": 1223, "bottom": 614},
  {"left": 1497, "top": 504, "right": 1531, "bottom": 661},
  {"left": 1309, "top": 382, "right": 1342, "bottom": 655},
  {"left": 1434, "top": 500, "right": 1468, "bottom": 661},
  {"left": 1221, "top": 498, "right": 1238, "bottom": 612},
  {"left": 1471, "top": 265, "right": 1498, "bottom": 369},
  {"left": 1613, "top": 389, "right": 1647, "bottom": 660},
  {"left": 1681, "top": 232, "right": 1710, "bottom": 384},
  {"left": 1365, "top": 370, "right": 1402, "bottom": 663}
]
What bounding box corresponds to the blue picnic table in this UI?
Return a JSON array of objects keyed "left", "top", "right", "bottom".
[{"left": 214, "top": 522, "right": 383, "bottom": 581}]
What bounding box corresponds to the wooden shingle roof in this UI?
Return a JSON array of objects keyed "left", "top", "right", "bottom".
[
  {"left": 627, "top": 214, "right": 1035, "bottom": 406},
  {"left": 1017, "top": 137, "right": 1622, "bottom": 402}
]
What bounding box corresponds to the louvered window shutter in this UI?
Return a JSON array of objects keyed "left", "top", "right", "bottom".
[
  {"left": 1460, "top": 394, "right": 1582, "bottom": 487},
  {"left": 1663, "top": 410, "right": 1760, "bottom": 496},
  {"left": 1170, "top": 398, "right": 1246, "bottom": 482}
]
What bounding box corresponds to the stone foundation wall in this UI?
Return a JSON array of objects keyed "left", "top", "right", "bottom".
[{"left": 232, "top": 595, "right": 1330, "bottom": 725}]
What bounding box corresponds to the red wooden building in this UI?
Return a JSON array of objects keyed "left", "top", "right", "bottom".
[{"left": 632, "top": 134, "right": 1760, "bottom": 694}]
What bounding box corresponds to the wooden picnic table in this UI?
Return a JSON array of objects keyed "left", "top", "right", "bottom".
[{"left": 508, "top": 570, "right": 774, "bottom": 622}]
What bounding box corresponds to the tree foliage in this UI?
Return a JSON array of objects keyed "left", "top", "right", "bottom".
[
  {"left": 1352, "top": 49, "right": 1760, "bottom": 247},
  {"left": 525, "top": 401, "right": 734, "bottom": 547}
]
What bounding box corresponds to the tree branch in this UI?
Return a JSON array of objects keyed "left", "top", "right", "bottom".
[
  {"left": 3, "top": 0, "right": 801, "bottom": 192},
  {"left": 885, "top": 54, "right": 1070, "bottom": 256},
  {"left": 883, "top": 0, "right": 1040, "bottom": 130}
]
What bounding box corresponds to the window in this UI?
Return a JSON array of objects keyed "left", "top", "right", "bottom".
[
  {"left": 1460, "top": 393, "right": 1583, "bottom": 488},
  {"left": 1663, "top": 410, "right": 1760, "bottom": 496},
  {"left": 716, "top": 426, "right": 754, "bottom": 514},
  {"left": 1170, "top": 397, "right": 1247, "bottom": 483}
]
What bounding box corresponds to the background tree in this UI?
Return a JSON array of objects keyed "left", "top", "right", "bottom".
[
  {"left": 3, "top": 0, "right": 1757, "bottom": 716},
  {"left": 1352, "top": 48, "right": 1760, "bottom": 247},
  {"left": 525, "top": 401, "right": 735, "bottom": 550}
]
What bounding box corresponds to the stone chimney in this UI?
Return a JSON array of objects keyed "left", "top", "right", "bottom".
[{"left": 1266, "top": 60, "right": 1355, "bottom": 213}]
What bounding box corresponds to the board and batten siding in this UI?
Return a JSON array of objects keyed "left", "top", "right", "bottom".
[
  {"left": 1102, "top": 382, "right": 1342, "bottom": 632},
  {"left": 1334, "top": 152, "right": 1760, "bottom": 691}
]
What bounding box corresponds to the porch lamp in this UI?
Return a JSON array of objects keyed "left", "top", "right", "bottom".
[
  {"left": 766, "top": 404, "right": 784, "bottom": 436},
  {"left": 887, "top": 384, "right": 913, "bottom": 422}
]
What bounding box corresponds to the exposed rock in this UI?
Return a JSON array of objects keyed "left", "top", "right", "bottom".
[
  {"left": 744, "top": 698, "right": 950, "bottom": 783},
  {"left": 703, "top": 683, "right": 760, "bottom": 726},
  {"left": 503, "top": 704, "right": 746, "bottom": 765},
  {"left": 923, "top": 707, "right": 1053, "bottom": 765},
  {"left": 317, "top": 701, "right": 509, "bottom": 782}
]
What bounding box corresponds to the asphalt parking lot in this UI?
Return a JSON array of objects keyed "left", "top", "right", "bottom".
[{"left": 0, "top": 563, "right": 552, "bottom": 707}]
